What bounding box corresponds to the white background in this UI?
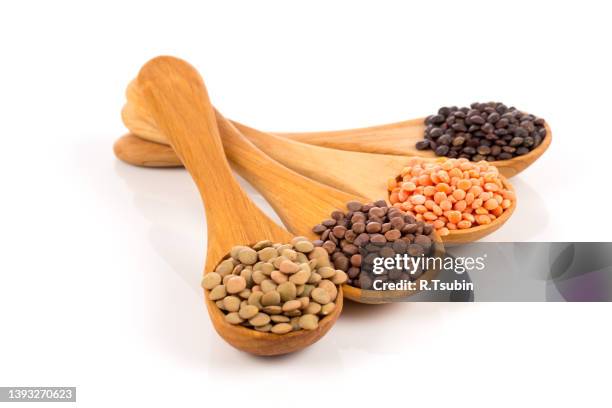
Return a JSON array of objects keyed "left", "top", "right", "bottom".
[{"left": 1, "top": 1, "right": 610, "bottom": 407}]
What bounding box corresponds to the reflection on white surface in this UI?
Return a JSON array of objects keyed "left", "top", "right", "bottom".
[{"left": 481, "top": 176, "right": 549, "bottom": 242}]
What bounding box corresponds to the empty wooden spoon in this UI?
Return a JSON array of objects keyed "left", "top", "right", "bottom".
[
  {"left": 131, "top": 55, "right": 344, "bottom": 355},
  {"left": 117, "top": 118, "right": 515, "bottom": 244}
]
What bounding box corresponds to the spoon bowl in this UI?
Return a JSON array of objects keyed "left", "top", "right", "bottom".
[
  {"left": 131, "top": 56, "right": 343, "bottom": 354},
  {"left": 207, "top": 250, "right": 343, "bottom": 354}
]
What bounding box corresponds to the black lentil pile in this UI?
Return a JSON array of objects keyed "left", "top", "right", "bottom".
[
  {"left": 416, "top": 102, "right": 547, "bottom": 161},
  {"left": 311, "top": 200, "right": 437, "bottom": 290}
]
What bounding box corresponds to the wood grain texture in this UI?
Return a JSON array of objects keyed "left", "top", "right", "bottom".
[
  {"left": 122, "top": 86, "right": 552, "bottom": 180},
  {"left": 214, "top": 112, "right": 365, "bottom": 240},
  {"left": 116, "top": 120, "right": 515, "bottom": 244},
  {"left": 132, "top": 56, "right": 342, "bottom": 354},
  {"left": 226, "top": 122, "right": 517, "bottom": 244},
  {"left": 277, "top": 118, "right": 425, "bottom": 154},
  {"left": 114, "top": 133, "right": 182, "bottom": 167},
  {"left": 275, "top": 119, "right": 552, "bottom": 178}
]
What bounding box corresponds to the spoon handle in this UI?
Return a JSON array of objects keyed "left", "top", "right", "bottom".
[
  {"left": 113, "top": 133, "right": 182, "bottom": 167},
  {"left": 135, "top": 56, "right": 289, "bottom": 269},
  {"left": 214, "top": 110, "right": 361, "bottom": 237},
  {"left": 137, "top": 58, "right": 227, "bottom": 188}
]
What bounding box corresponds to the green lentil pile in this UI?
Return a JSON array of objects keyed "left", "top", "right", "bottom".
[{"left": 202, "top": 237, "right": 347, "bottom": 334}]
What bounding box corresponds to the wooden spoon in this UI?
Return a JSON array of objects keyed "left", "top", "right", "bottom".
[
  {"left": 114, "top": 133, "right": 181, "bottom": 167},
  {"left": 275, "top": 118, "right": 552, "bottom": 178},
  {"left": 122, "top": 86, "right": 551, "bottom": 179},
  {"left": 132, "top": 55, "right": 344, "bottom": 355},
  {"left": 118, "top": 116, "right": 516, "bottom": 244}
]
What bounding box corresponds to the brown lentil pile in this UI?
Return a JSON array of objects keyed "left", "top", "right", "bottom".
[
  {"left": 416, "top": 102, "right": 547, "bottom": 161},
  {"left": 202, "top": 238, "right": 346, "bottom": 333},
  {"left": 311, "top": 200, "right": 437, "bottom": 289}
]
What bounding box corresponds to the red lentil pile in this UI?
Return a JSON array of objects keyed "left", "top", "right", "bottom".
[{"left": 388, "top": 158, "right": 515, "bottom": 236}]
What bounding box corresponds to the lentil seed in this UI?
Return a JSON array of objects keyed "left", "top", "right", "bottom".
[
  {"left": 209, "top": 285, "right": 226, "bottom": 301},
  {"left": 262, "top": 305, "right": 282, "bottom": 315},
  {"left": 238, "top": 304, "right": 259, "bottom": 320},
  {"left": 304, "top": 302, "right": 322, "bottom": 315},
  {"left": 226, "top": 276, "right": 247, "bottom": 294},
  {"left": 271, "top": 323, "right": 293, "bottom": 334},
  {"left": 202, "top": 272, "right": 221, "bottom": 290},
  {"left": 294, "top": 240, "right": 314, "bottom": 253},
  {"left": 282, "top": 300, "right": 302, "bottom": 312},
  {"left": 254, "top": 324, "right": 272, "bottom": 332},
  {"left": 320, "top": 302, "right": 336, "bottom": 316},
  {"left": 271, "top": 315, "right": 290, "bottom": 323},
  {"left": 237, "top": 248, "right": 258, "bottom": 265},
  {"left": 249, "top": 313, "right": 271, "bottom": 327},
  {"left": 318, "top": 280, "right": 338, "bottom": 301},
  {"left": 289, "top": 269, "right": 311, "bottom": 285},
  {"left": 270, "top": 270, "right": 288, "bottom": 284},
  {"left": 261, "top": 291, "right": 281, "bottom": 306},
  {"left": 247, "top": 292, "right": 263, "bottom": 309},
  {"left": 299, "top": 314, "right": 319, "bottom": 330},
  {"left": 223, "top": 296, "right": 241, "bottom": 312},
  {"left": 311, "top": 288, "right": 331, "bottom": 304},
  {"left": 260, "top": 279, "right": 277, "bottom": 293},
  {"left": 225, "top": 312, "right": 244, "bottom": 325}
]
